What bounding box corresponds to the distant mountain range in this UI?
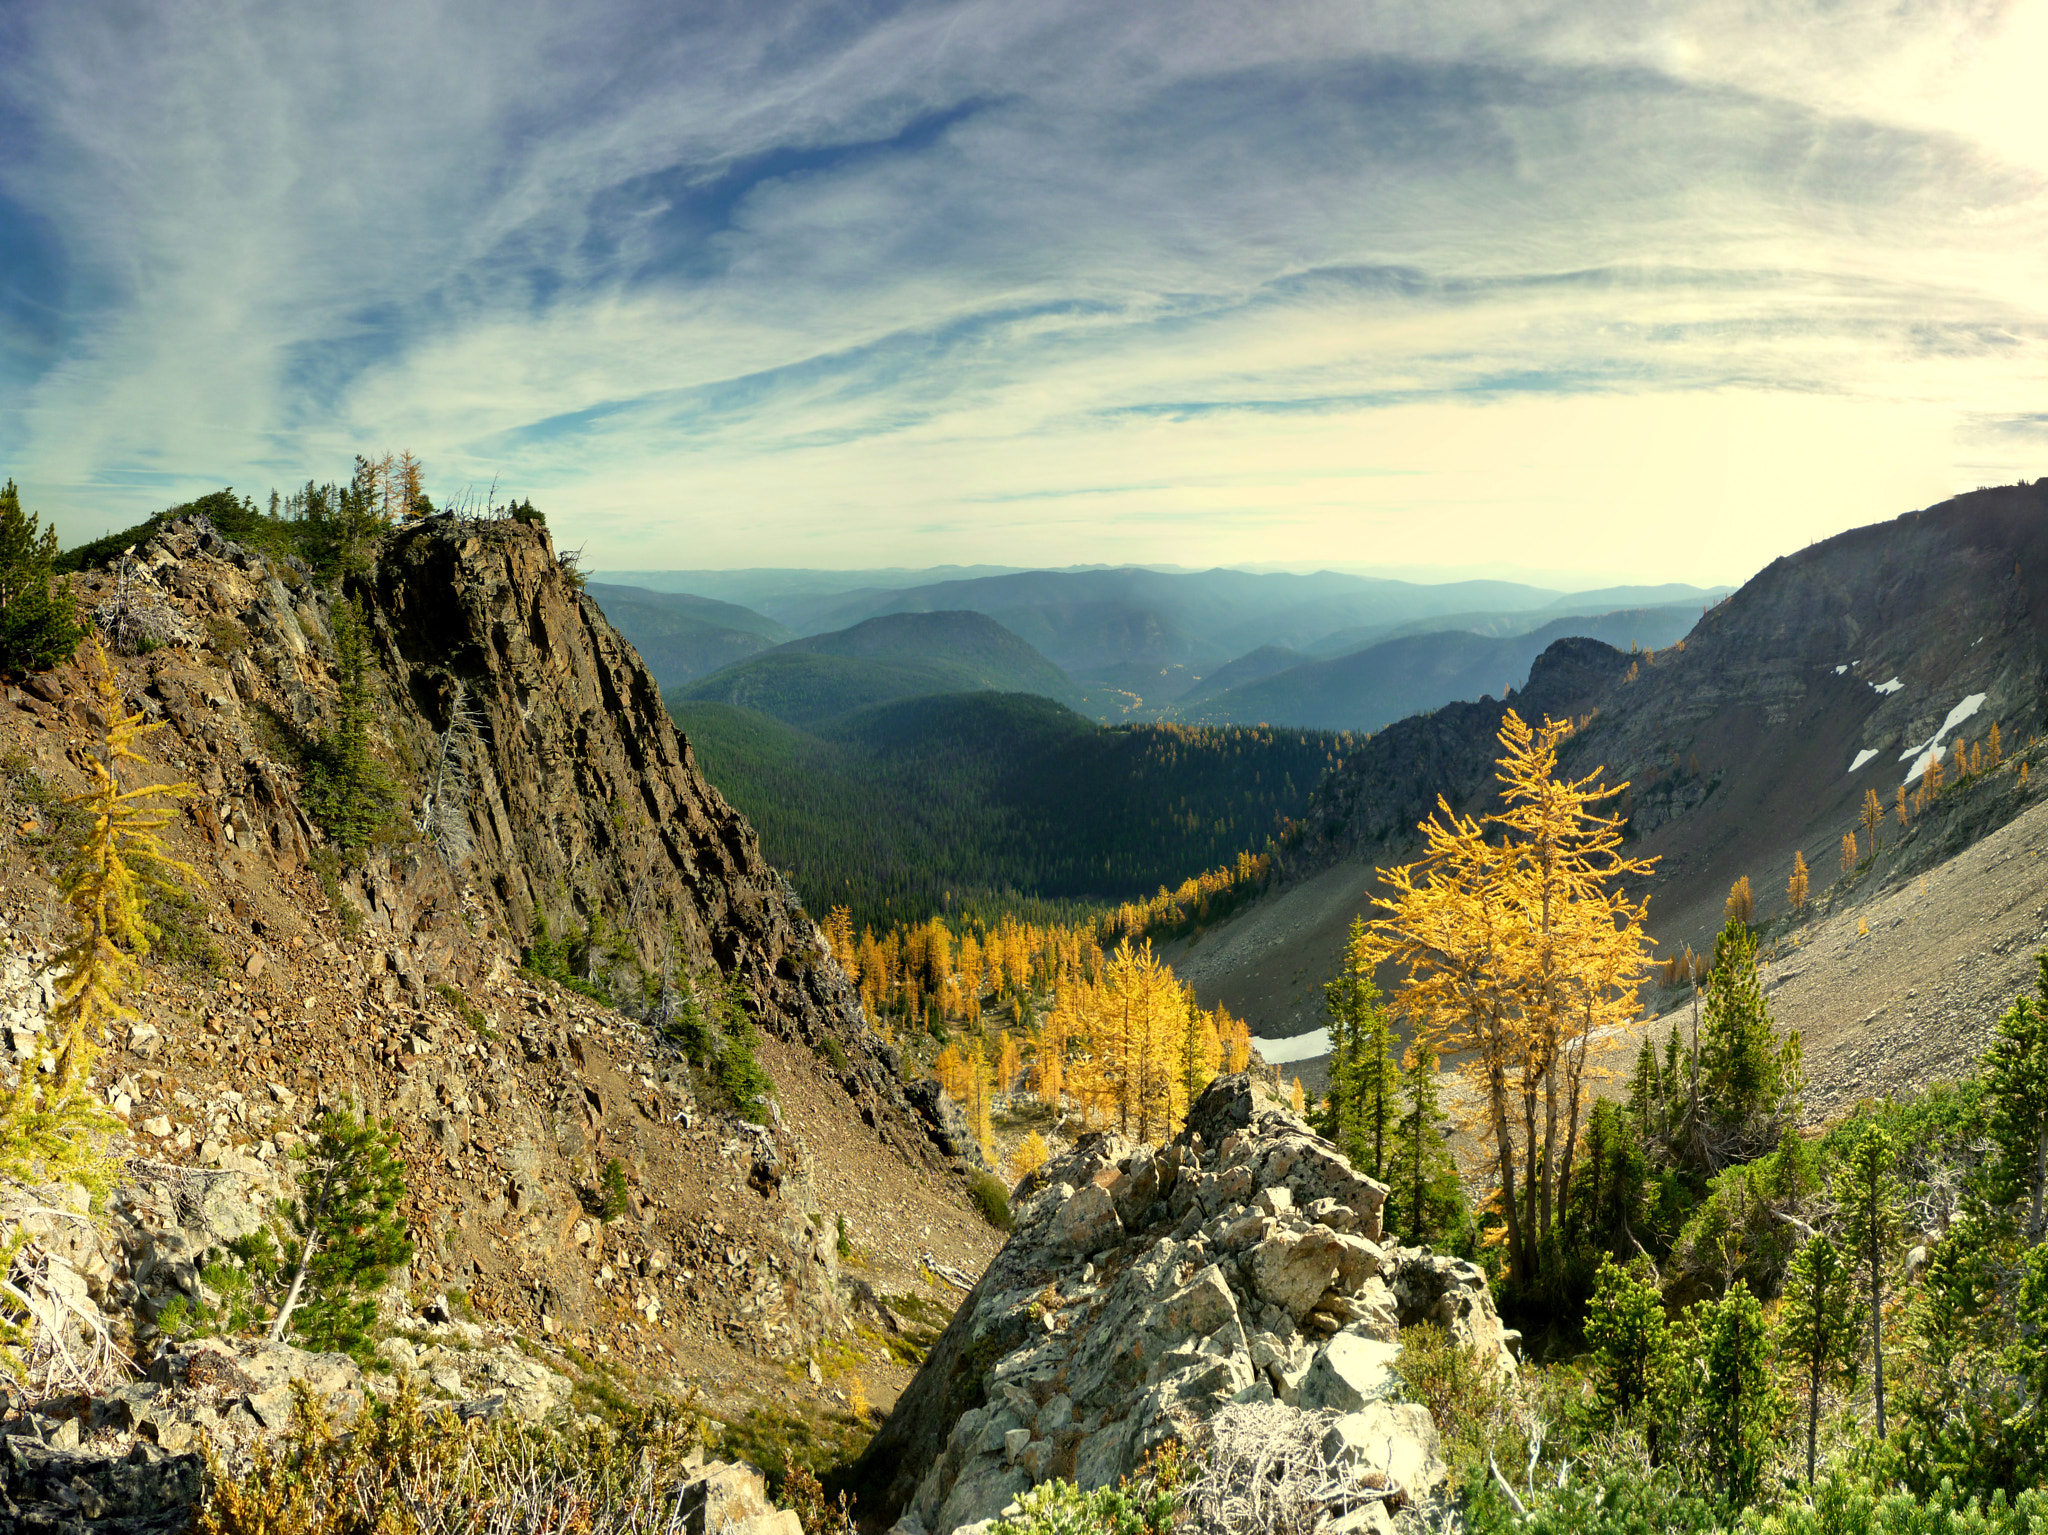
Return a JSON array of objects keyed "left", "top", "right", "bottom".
[
  {"left": 676, "top": 611, "right": 1085, "bottom": 728},
  {"left": 589, "top": 564, "right": 1728, "bottom": 732}
]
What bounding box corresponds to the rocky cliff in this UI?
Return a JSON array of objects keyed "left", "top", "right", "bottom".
[
  {"left": 0, "top": 508, "right": 1008, "bottom": 1530},
  {"left": 856, "top": 1074, "right": 1518, "bottom": 1534}
]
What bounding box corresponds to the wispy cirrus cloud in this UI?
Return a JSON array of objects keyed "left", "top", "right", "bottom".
[{"left": 0, "top": 0, "right": 2041, "bottom": 579}]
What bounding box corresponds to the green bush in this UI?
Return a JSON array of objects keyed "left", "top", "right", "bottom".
[
  {"left": 599, "top": 1158, "right": 630, "bottom": 1221},
  {"left": 968, "top": 1170, "right": 1013, "bottom": 1232}
]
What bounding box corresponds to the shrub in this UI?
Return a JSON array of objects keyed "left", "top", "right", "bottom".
[
  {"left": 199, "top": 1379, "right": 715, "bottom": 1535},
  {"left": 599, "top": 1158, "right": 630, "bottom": 1221},
  {"left": 969, "top": 1169, "right": 1013, "bottom": 1232}
]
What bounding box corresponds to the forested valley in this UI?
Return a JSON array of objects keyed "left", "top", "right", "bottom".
[{"left": 669, "top": 689, "right": 1353, "bottom": 932}]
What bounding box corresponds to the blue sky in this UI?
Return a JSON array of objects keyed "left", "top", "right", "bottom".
[{"left": 1, "top": 0, "right": 2042, "bottom": 583}]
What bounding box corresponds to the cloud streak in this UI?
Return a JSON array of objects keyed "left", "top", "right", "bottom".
[{"left": 0, "top": 0, "right": 2041, "bottom": 579}]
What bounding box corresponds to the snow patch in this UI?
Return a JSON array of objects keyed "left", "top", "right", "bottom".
[
  {"left": 1872, "top": 677, "right": 1904, "bottom": 695},
  {"left": 1254, "top": 1028, "right": 1330, "bottom": 1064},
  {"left": 1850, "top": 748, "right": 1880, "bottom": 773},
  {"left": 1900, "top": 693, "right": 1987, "bottom": 784},
  {"left": 1834, "top": 665, "right": 1848, "bottom": 675}
]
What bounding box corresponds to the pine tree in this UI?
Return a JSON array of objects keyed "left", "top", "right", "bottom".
[
  {"left": 305, "top": 598, "right": 396, "bottom": 851},
  {"left": 270, "top": 1108, "right": 412, "bottom": 1358},
  {"left": 1985, "top": 953, "right": 2048, "bottom": 1243},
  {"left": 1387, "top": 1039, "right": 1461, "bottom": 1245},
  {"left": 1787, "top": 851, "right": 1809, "bottom": 911},
  {"left": 0, "top": 479, "right": 83, "bottom": 676},
  {"left": 0, "top": 640, "right": 193, "bottom": 1189},
  {"left": 1697, "top": 1282, "right": 1781, "bottom": 1504},
  {"left": 1835, "top": 1121, "right": 1902, "bottom": 1439},
  {"left": 1323, "top": 918, "right": 1396, "bottom": 1179},
  {"left": 1586, "top": 1256, "right": 1668, "bottom": 1424},
  {"left": 1779, "top": 1232, "right": 1858, "bottom": 1486},
  {"left": 1694, "top": 918, "right": 1802, "bottom": 1169}
]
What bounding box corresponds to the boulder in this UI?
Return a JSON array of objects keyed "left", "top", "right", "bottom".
[
  {"left": 676, "top": 1459, "right": 801, "bottom": 1535},
  {"left": 1297, "top": 1333, "right": 1401, "bottom": 1412},
  {"left": 854, "top": 1074, "right": 1507, "bottom": 1532}
]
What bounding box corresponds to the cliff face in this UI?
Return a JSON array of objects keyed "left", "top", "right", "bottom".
[
  {"left": 0, "top": 511, "right": 993, "bottom": 1415},
  {"left": 361, "top": 520, "right": 873, "bottom": 1055},
  {"left": 1290, "top": 636, "right": 1631, "bottom": 871}
]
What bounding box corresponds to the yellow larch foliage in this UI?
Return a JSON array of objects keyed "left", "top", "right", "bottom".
[
  {"left": 996, "top": 1030, "right": 1020, "bottom": 1096},
  {"left": 1861, "top": 788, "right": 1884, "bottom": 851},
  {"left": 2, "top": 640, "right": 195, "bottom": 1189},
  {"left": 934, "top": 1045, "right": 970, "bottom": 1102},
  {"left": 1370, "top": 709, "right": 1654, "bottom": 1287},
  {"left": 1895, "top": 784, "right": 1910, "bottom": 831},
  {"left": 1787, "top": 851, "right": 1809, "bottom": 911},
  {"left": 970, "top": 1050, "right": 993, "bottom": 1161},
  {"left": 825, "top": 907, "right": 857, "bottom": 975},
  {"left": 1288, "top": 1077, "right": 1305, "bottom": 1114},
  {"left": 1840, "top": 831, "right": 1858, "bottom": 874},
  {"left": 1725, "top": 876, "right": 1754, "bottom": 927},
  {"left": 1010, "top": 1130, "right": 1051, "bottom": 1182},
  {"left": 1989, "top": 721, "right": 2004, "bottom": 768}
]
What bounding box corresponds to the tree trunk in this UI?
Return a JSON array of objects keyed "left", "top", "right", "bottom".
[
  {"left": 1869, "top": 1178, "right": 1886, "bottom": 1440},
  {"left": 268, "top": 1158, "right": 340, "bottom": 1343},
  {"left": 1488, "top": 1053, "right": 1524, "bottom": 1283},
  {"left": 1807, "top": 1351, "right": 1821, "bottom": 1487},
  {"left": 2032, "top": 1125, "right": 2046, "bottom": 1245}
]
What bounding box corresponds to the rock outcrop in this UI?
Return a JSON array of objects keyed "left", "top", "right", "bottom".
[{"left": 856, "top": 1074, "right": 1517, "bottom": 1534}]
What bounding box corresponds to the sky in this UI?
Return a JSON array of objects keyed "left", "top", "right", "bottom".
[{"left": 0, "top": 0, "right": 2043, "bottom": 586}]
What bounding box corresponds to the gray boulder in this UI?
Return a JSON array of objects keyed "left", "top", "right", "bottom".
[{"left": 854, "top": 1073, "right": 1513, "bottom": 1533}]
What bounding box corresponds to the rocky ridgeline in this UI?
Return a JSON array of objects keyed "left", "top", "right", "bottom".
[{"left": 860, "top": 1074, "right": 1518, "bottom": 1535}]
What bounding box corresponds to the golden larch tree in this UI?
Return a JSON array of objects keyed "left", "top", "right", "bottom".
[
  {"left": 1840, "top": 831, "right": 1858, "bottom": 875},
  {"left": 1861, "top": 788, "right": 1884, "bottom": 853},
  {"left": 1725, "top": 876, "right": 1755, "bottom": 927},
  {"left": 1, "top": 640, "right": 194, "bottom": 1187},
  {"left": 1787, "top": 851, "right": 1810, "bottom": 911}
]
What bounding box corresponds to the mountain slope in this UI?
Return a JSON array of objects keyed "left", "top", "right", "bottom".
[
  {"left": 669, "top": 690, "right": 1352, "bottom": 928},
  {"left": 1177, "top": 606, "right": 1701, "bottom": 730},
  {"left": 1180, "top": 480, "right": 2048, "bottom": 1047},
  {"left": 583, "top": 581, "right": 793, "bottom": 686},
  {"left": 680, "top": 611, "right": 1083, "bottom": 726}
]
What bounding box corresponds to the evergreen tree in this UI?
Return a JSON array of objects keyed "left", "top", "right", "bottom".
[
  {"left": 1779, "top": 1232, "right": 1859, "bottom": 1486},
  {"left": 1322, "top": 918, "right": 1396, "bottom": 1178},
  {"left": 1695, "top": 918, "right": 1802, "bottom": 1169},
  {"left": 1696, "top": 1282, "right": 1781, "bottom": 1504},
  {"left": 1586, "top": 1256, "right": 1669, "bottom": 1425},
  {"left": 0, "top": 479, "right": 83, "bottom": 675},
  {"left": 1835, "top": 1121, "right": 1902, "bottom": 1439},
  {"left": 305, "top": 598, "right": 397, "bottom": 851},
  {"left": 1387, "top": 1038, "right": 1462, "bottom": 1245},
  {"left": 270, "top": 1108, "right": 412, "bottom": 1359},
  {"left": 1986, "top": 955, "right": 2048, "bottom": 1242}
]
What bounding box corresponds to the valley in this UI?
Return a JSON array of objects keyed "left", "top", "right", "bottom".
[{"left": 0, "top": 473, "right": 2041, "bottom": 1533}]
